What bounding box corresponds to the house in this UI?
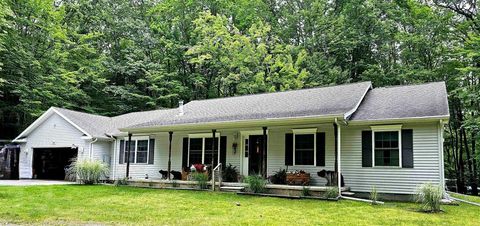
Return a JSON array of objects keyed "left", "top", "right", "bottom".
[{"left": 12, "top": 81, "right": 449, "bottom": 198}]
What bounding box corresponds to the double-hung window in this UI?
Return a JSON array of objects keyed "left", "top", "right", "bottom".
[
  {"left": 122, "top": 138, "right": 150, "bottom": 164},
  {"left": 372, "top": 125, "right": 402, "bottom": 167},
  {"left": 188, "top": 133, "right": 220, "bottom": 166},
  {"left": 293, "top": 128, "right": 317, "bottom": 166}
]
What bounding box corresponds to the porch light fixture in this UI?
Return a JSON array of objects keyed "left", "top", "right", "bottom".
[{"left": 232, "top": 142, "right": 238, "bottom": 154}]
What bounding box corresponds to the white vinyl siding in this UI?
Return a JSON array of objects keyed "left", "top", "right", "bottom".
[
  {"left": 341, "top": 123, "right": 441, "bottom": 194},
  {"left": 18, "top": 113, "right": 89, "bottom": 178}
]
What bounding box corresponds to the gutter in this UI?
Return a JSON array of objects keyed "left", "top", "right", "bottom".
[
  {"left": 120, "top": 113, "right": 344, "bottom": 133},
  {"left": 89, "top": 138, "right": 98, "bottom": 160}
]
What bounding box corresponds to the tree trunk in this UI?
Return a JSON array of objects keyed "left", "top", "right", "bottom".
[{"left": 471, "top": 130, "right": 478, "bottom": 195}]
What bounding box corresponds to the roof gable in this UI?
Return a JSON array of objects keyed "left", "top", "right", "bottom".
[
  {"left": 350, "top": 82, "right": 449, "bottom": 121},
  {"left": 13, "top": 108, "right": 93, "bottom": 142}
]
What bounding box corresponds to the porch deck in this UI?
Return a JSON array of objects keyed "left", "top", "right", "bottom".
[{"left": 126, "top": 179, "right": 349, "bottom": 197}]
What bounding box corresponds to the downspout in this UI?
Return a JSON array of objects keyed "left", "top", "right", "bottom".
[
  {"left": 89, "top": 138, "right": 98, "bottom": 160},
  {"left": 108, "top": 134, "right": 117, "bottom": 180},
  {"left": 439, "top": 120, "right": 446, "bottom": 196},
  {"left": 335, "top": 118, "right": 342, "bottom": 197}
]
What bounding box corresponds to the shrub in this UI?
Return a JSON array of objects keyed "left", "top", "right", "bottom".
[
  {"left": 171, "top": 180, "right": 179, "bottom": 188},
  {"left": 416, "top": 183, "right": 443, "bottom": 212},
  {"left": 222, "top": 164, "right": 239, "bottom": 182},
  {"left": 114, "top": 177, "right": 129, "bottom": 186},
  {"left": 192, "top": 172, "right": 209, "bottom": 189},
  {"left": 269, "top": 169, "right": 287, "bottom": 184},
  {"left": 370, "top": 186, "right": 379, "bottom": 205},
  {"left": 246, "top": 175, "right": 267, "bottom": 193},
  {"left": 324, "top": 187, "right": 339, "bottom": 199},
  {"left": 65, "top": 159, "right": 109, "bottom": 185},
  {"left": 302, "top": 186, "right": 311, "bottom": 196}
]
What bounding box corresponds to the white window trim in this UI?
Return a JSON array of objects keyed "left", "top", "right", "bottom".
[
  {"left": 122, "top": 137, "right": 150, "bottom": 165},
  {"left": 371, "top": 125, "right": 402, "bottom": 168},
  {"left": 187, "top": 133, "right": 221, "bottom": 166},
  {"left": 292, "top": 129, "right": 317, "bottom": 166}
]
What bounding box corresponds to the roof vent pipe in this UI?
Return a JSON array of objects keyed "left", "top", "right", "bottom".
[{"left": 178, "top": 100, "right": 184, "bottom": 116}]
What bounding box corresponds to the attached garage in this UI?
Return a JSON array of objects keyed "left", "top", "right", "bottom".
[
  {"left": 12, "top": 108, "right": 108, "bottom": 179},
  {"left": 32, "top": 147, "right": 77, "bottom": 180}
]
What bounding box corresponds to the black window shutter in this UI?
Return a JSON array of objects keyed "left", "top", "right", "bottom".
[
  {"left": 182, "top": 137, "right": 189, "bottom": 168},
  {"left": 402, "top": 129, "right": 414, "bottom": 168},
  {"left": 148, "top": 139, "right": 155, "bottom": 164},
  {"left": 220, "top": 136, "right": 227, "bottom": 168},
  {"left": 285, "top": 133, "right": 293, "bottom": 166},
  {"left": 362, "top": 131, "right": 372, "bottom": 167},
  {"left": 316, "top": 132, "right": 325, "bottom": 166},
  {"left": 119, "top": 140, "right": 125, "bottom": 164}
]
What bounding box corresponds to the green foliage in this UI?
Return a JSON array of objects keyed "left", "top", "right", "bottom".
[
  {"left": 192, "top": 172, "right": 209, "bottom": 189},
  {"left": 324, "top": 187, "right": 339, "bottom": 199},
  {"left": 66, "top": 159, "right": 109, "bottom": 185},
  {"left": 245, "top": 175, "right": 267, "bottom": 193},
  {"left": 269, "top": 169, "right": 287, "bottom": 184},
  {"left": 370, "top": 186, "right": 379, "bottom": 205},
  {"left": 302, "top": 186, "right": 311, "bottom": 196},
  {"left": 222, "top": 164, "right": 239, "bottom": 182},
  {"left": 416, "top": 183, "right": 443, "bottom": 213},
  {"left": 114, "top": 178, "right": 129, "bottom": 187}
]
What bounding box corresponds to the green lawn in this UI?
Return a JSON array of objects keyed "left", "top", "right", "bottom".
[
  {"left": 450, "top": 192, "right": 480, "bottom": 204},
  {"left": 0, "top": 185, "right": 478, "bottom": 225}
]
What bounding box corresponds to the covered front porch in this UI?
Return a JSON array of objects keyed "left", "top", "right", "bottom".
[{"left": 112, "top": 117, "right": 346, "bottom": 193}]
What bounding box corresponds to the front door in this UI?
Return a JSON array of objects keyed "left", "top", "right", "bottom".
[{"left": 248, "top": 135, "right": 267, "bottom": 175}]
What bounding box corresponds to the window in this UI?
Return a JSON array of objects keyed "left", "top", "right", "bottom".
[
  {"left": 188, "top": 135, "right": 220, "bottom": 166},
  {"left": 189, "top": 138, "right": 203, "bottom": 165},
  {"left": 374, "top": 131, "right": 400, "bottom": 167},
  {"left": 136, "top": 140, "right": 148, "bottom": 163},
  {"left": 123, "top": 139, "right": 150, "bottom": 164},
  {"left": 204, "top": 138, "right": 219, "bottom": 165},
  {"left": 294, "top": 134, "right": 315, "bottom": 165}
]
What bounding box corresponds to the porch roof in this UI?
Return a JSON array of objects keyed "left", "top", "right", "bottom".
[{"left": 121, "top": 82, "right": 372, "bottom": 132}]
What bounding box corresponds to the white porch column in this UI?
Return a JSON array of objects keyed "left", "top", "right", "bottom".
[{"left": 336, "top": 118, "right": 342, "bottom": 195}]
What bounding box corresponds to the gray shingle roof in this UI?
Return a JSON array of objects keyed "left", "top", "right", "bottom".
[
  {"left": 53, "top": 107, "right": 112, "bottom": 138},
  {"left": 53, "top": 107, "right": 174, "bottom": 138},
  {"left": 127, "top": 82, "right": 372, "bottom": 129},
  {"left": 350, "top": 82, "right": 449, "bottom": 121},
  {"left": 43, "top": 81, "right": 448, "bottom": 138}
]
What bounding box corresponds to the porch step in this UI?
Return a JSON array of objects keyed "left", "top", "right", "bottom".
[
  {"left": 220, "top": 186, "right": 245, "bottom": 192},
  {"left": 341, "top": 191, "right": 355, "bottom": 196}
]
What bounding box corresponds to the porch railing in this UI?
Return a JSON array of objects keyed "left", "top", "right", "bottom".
[{"left": 212, "top": 163, "right": 222, "bottom": 191}]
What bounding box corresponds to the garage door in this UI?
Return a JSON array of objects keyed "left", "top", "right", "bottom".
[{"left": 32, "top": 148, "right": 78, "bottom": 180}]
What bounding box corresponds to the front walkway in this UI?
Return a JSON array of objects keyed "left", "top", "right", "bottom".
[{"left": 0, "top": 179, "right": 75, "bottom": 186}]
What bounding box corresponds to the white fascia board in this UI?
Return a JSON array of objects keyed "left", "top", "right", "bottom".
[
  {"left": 347, "top": 115, "right": 450, "bottom": 126},
  {"left": 13, "top": 107, "right": 95, "bottom": 143},
  {"left": 120, "top": 114, "right": 342, "bottom": 133},
  {"left": 13, "top": 107, "right": 56, "bottom": 142},
  {"left": 13, "top": 138, "right": 27, "bottom": 143}
]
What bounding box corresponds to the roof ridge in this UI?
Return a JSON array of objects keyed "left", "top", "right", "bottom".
[
  {"left": 112, "top": 108, "right": 175, "bottom": 119},
  {"left": 371, "top": 81, "right": 445, "bottom": 90},
  {"left": 52, "top": 107, "right": 112, "bottom": 119},
  {"left": 187, "top": 81, "right": 372, "bottom": 104}
]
